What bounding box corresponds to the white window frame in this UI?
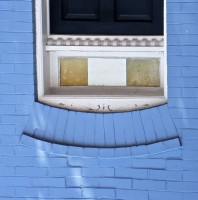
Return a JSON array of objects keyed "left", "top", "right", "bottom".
[{"left": 35, "top": 0, "right": 167, "bottom": 112}]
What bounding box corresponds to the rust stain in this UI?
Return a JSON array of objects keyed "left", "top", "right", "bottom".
[
  {"left": 127, "top": 58, "right": 160, "bottom": 87},
  {"left": 60, "top": 58, "right": 88, "bottom": 86}
]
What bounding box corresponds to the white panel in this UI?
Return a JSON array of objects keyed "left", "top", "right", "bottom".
[{"left": 88, "top": 58, "right": 126, "bottom": 86}]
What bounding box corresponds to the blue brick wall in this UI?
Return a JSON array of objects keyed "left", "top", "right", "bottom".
[{"left": 0, "top": 0, "right": 198, "bottom": 200}]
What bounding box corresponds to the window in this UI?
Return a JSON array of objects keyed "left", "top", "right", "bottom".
[
  {"left": 36, "top": 0, "right": 167, "bottom": 112},
  {"left": 50, "top": 0, "right": 163, "bottom": 35}
]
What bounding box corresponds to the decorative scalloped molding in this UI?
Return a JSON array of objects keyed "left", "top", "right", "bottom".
[{"left": 47, "top": 36, "right": 164, "bottom": 47}]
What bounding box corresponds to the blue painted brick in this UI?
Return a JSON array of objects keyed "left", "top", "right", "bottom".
[
  {"left": 1, "top": 74, "right": 34, "bottom": 84},
  {"left": 133, "top": 158, "right": 165, "bottom": 169},
  {"left": 99, "top": 178, "right": 132, "bottom": 189},
  {"left": 0, "top": 84, "right": 15, "bottom": 94},
  {"left": 183, "top": 193, "right": 198, "bottom": 200},
  {"left": 183, "top": 150, "right": 198, "bottom": 160},
  {"left": 2, "top": 94, "right": 34, "bottom": 105},
  {"left": 0, "top": 124, "right": 15, "bottom": 135},
  {"left": 1, "top": 53, "right": 34, "bottom": 64},
  {"left": 182, "top": 24, "right": 198, "bottom": 34},
  {"left": 116, "top": 189, "right": 148, "bottom": 200},
  {"left": 168, "top": 88, "right": 182, "bottom": 97},
  {"left": 182, "top": 46, "right": 198, "bottom": 56},
  {"left": 183, "top": 171, "right": 198, "bottom": 181},
  {"left": 82, "top": 167, "right": 114, "bottom": 177},
  {"left": 182, "top": 3, "right": 198, "bottom": 13},
  {"left": 0, "top": 187, "right": 15, "bottom": 197},
  {"left": 15, "top": 188, "right": 48, "bottom": 198},
  {"left": 15, "top": 105, "right": 32, "bottom": 115},
  {"left": 131, "top": 145, "right": 148, "bottom": 156},
  {"left": 32, "top": 178, "right": 65, "bottom": 187},
  {"left": 148, "top": 169, "right": 182, "bottom": 181},
  {"left": 167, "top": 46, "right": 182, "bottom": 56},
  {"left": 52, "top": 143, "right": 68, "bottom": 155},
  {"left": 73, "top": 112, "right": 86, "bottom": 145},
  {"left": 67, "top": 146, "right": 84, "bottom": 156},
  {"left": 167, "top": 35, "right": 182, "bottom": 45},
  {"left": 67, "top": 177, "right": 99, "bottom": 187},
  {"left": 182, "top": 88, "right": 198, "bottom": 97},
  {"left": 0, "top": 145, "right": 15, "bottom": 156},
  {"left": 0, "top": 135, "right": 20, "bottom": 145},
  {"left": 1, "top": 156, "right": 34, "bottom": 166},
  {"left": 182, "top": 35, "right": 198, "bottom": 45},
  {"left": 183, "top": 139, "right": 198, "bottom": 150},
  {"left": 0, "top": 64, "right": 14, "bottom": 73},
  {"left": 15, "top": 167, "right": 47, "bottom": 177},
  {"left": 64, "top": 111, "right": 76, "bottom": 143},
  {"left": 43, "top": 107, "right": 60, "bottom": 141},
  {"left": 115, "top": 168, "right": 148, "bottom": 179},
  {"left": 174, "top": 119, "right": 198, "bottom": 129},
  {"left": 84, "top": 113, "right": 95, "bottom": 146},
  {"left": 48, "top": 167, "right": 81, "bottom": 177},
  {"left": 182, "top": 67, "right": 198, "bottom": 78},
  {"left": 167, "top": 181, "right": 198, "bottom": 192},
  {"left": 166, "top": 160, "right": 183, "bottom": 170},
  {"left": 167, "top": 14, "right": 181, "bottom": 24},
  {"left": 0, "top": 43, "right": 14, "bottom": 53},
  {"left": 14, "top": 146, "right": 38, "bottom": 156},
  {"left": 0, "top": 177, "right": 31, "bottom": 187},
  {"left": 99, "top": 148, "right": 115, "bottom": 158},
  {"left": 1, "top": 115, "right": 28, "bottom": 125},
  {"left": 182, "top": 108, "right": 198, "bottom": 118},
  {"left": 147, "top": 142, "right": 166, "bottom": 154},
  {"left": 133, "top": 179, "right": 166, "bottom": 190},
  {"left": 103, "top": 114, "right": 116, "bottom": 146},
  {"left": 167, "top": 3, "right": 181, "bottom": 13},
  {"left": 163, "top": 138, "right": 180, "bottom": 149},
  {"left": 14, "top": 11, "right": 33, "bottom": 22},
  {"left": 122, "top": 112, "right": 137, "bottom": 146},
  {"left": 167, "top": 160, "right": 198, "bottom": 170},
  {"left": 14, "top": 1, "right": 32, "bottom": 11},
  {"left": 150, "top": 148, "right": 182, "bottom": 159},
  {"left": 83, "top": 188, "right": 115, "bottom": 199},
  {"left": 34, "top": 157, "right": 67, "bottom": 167},
  {"left": 84, "top": 147, "right": 99, "bottom": 157},
  {"left": 15, "top": 64, "right": 34, "bottom": 74},
  {"left": 132, "top": 111, "right": 147, "bottom": 144},
  {"left": 113, "top": 113, "right": 126, "bottom": 146},
  {"left": 0, "top": 166, "right": 14, "bottom": 176},
  {"left": 49, "top": 188, "right": 81, "bottom": 198},
  {"left": 168, "top": 98, "right": 198, "bottom": 108},
  {"left": 68, "top": 157, "right": 98, "bottom": 167},
  {"left": 0, "top": 105, "right": 15, "bottom": 114},
  {"left": 168, "top": 67, "right": 181, "bottom": 77},
  {"left": 181, "top": 13, "right": 198, "bottom": 24},
  {"left": 149, "top": 191, "right": 182, "bottom": 200},
  {"left": 0, "top": 21, "right": 14, "bottom": 32},
  {"left": 0, "top": 1, "right": 13, "bottom": 10},
  {"left": 0, "top": 32, "right": 33, "bottom": 42},
  {"left": 182, "top": 129, "right": 198, "bottom": 139},
  {"left": 140, "top": 109, "right": 157, "bottom": 142},
  {"left": 14, "top": 21, "right": 33, "bottom": 32},
  {"left": 100, "top": 157, "right": 133, "bottom": 167},
  {"left": 115, "top": 147, "right": 131, "bottom": 157}
]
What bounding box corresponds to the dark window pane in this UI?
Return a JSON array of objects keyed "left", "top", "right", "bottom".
[
  {"left": 62, "top": 0, "right": 99, "bottom": 20},
  {"left": 115, "top": 0, "right": 153, "bottom": 21},
  {"left": 50, "top": 0, "right": 164, "bottom": 35}
]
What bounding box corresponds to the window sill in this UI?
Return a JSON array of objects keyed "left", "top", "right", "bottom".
[{"left": 38, "top": 94, "right": 167, "bottom": 113}]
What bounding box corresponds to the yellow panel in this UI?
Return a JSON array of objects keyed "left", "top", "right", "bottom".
[
  {"left": 60, "top": 58, "right": 88, "bottom": 86},
  {"left": 127, "top": 58, "right": 160, "bottom": 87}
]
